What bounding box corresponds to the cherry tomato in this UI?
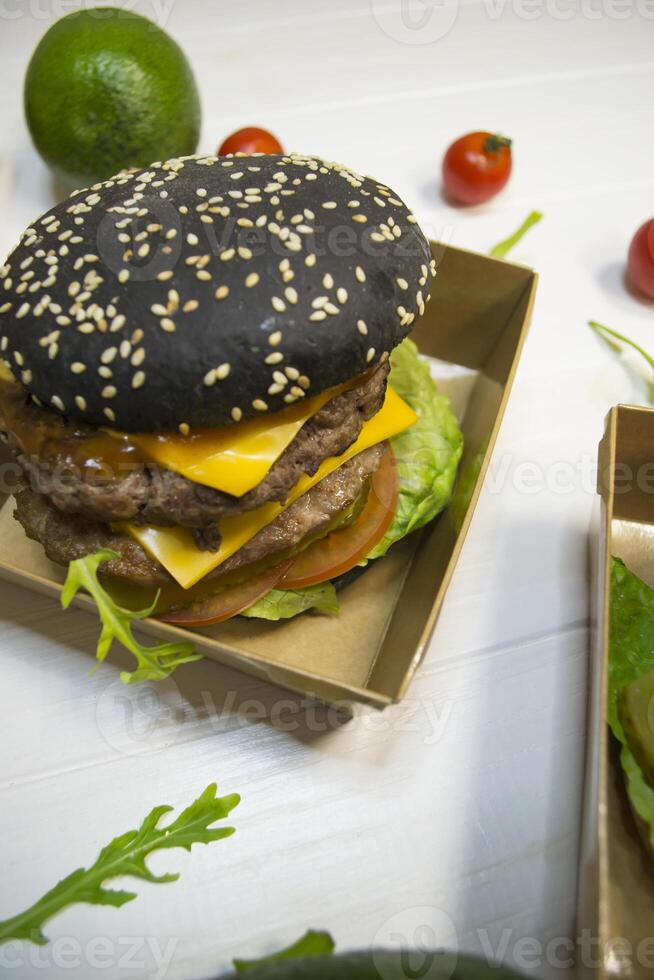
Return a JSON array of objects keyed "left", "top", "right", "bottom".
[
  {"left": 627, "top": 219, "right": 654, "bottom": 300},
  {"left": 158, "top": 559, "right": 293, "bottom": 627},
  {"left": 442, "top": 131, "right": 512, "bottom": 206},
  {"left": 280, "top": 445, "right": 399, "bottom": 590},
  {"left": 217, "top": 126, "right": 283, "bottom": 156}
]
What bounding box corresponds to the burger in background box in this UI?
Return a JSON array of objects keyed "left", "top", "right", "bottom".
[{"left": 0, "top": 153, "right": 463, "bottom": 629}]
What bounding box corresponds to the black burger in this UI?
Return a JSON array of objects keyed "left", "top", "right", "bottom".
[{"left": 0, "top": 153, "right": 463, "bottom": 628}]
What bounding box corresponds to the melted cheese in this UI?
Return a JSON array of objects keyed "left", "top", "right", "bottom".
[
  {"left": 128, "top": 387, "right": 417, "bottom": 589},
  {"left": 129, "top": 381, "right": 351, "bottom": 498}
]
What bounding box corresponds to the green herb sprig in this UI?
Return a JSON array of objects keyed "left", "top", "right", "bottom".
[
  {"left": 0, "top": 784, "right": 239, "bottom": 947},
  {"left": 489, "top": 211, "right": 543, "bottom": 259},
  {"left": 62, "top": 549, "right": 201, "bottom": 683}
]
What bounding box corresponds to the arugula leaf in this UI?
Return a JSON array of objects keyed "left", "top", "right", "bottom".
[
  {"left": 62, "top": 549, "right": 202, "bottom": 683},
  {"left": 233, "top": 930, "right": 335, "bottom": 972},
  {"left": 0, "top": 784, "right": 239, "bottom": 947},
  {"left": 489, "top": 211, "right": 543, "bottom": 259},
  {"left": 365, "top": 338, "right": 463, "bottom": 561},
  {"left": 609, "top": 558, "right": 654, "bottom": 846},
  {"left": 241, "top": 582, "right": 339, "bottom": 621}
]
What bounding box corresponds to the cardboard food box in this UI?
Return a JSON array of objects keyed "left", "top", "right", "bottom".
[
  {"left": 0, "top": 242, "right": 536, "bottom": 706},
  {"left": 579, "top": 405, "right": 654, "bottom": 979}
]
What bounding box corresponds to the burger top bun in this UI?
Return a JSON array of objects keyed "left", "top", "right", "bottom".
[{"left": 0, "top": 153, "right": 435, "bottom": 432}]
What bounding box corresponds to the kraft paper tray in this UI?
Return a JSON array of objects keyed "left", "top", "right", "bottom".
[
  {"left": 579, "top": 405, "right": 654, "bottom": 979},
  {"left": 0, "top": 242, "right": 536, "bottom": 707}
]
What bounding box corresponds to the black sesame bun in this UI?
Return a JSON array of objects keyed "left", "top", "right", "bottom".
[{"left": 0, "top": 154, "right": 434, "bottom": 432}]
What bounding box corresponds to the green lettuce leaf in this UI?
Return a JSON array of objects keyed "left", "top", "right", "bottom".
[
  {"left": 62, "top": 549, "right": 202, "bottom": 683},
  {"left": 365, "top": 338, "right": 463, "bottom": 560},
  {"left": 609, "top": 557, "right": 654, "bottom": 845},
  {"left": 0, "top": 784, "right": 239, "bottom": 946},
  {"left": 241, "top": 582, "right": 339, "bottom": 621},
  {"left": 233, "top": 930, "right": 335, "bottom": 972}
]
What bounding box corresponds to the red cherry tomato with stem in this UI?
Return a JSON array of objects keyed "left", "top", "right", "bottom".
[
  {"left": 627, "top": 219, "right": 654, "bottom": 300},
  {"left": 442, "top": 131, "right": 512, "bottom": 206},
  {"left": 218, "top": 126, "right": 283, "bottom": 156}
]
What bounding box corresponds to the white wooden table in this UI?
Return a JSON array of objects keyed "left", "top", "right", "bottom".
[{"left": 1, "top": 2, "right": 653, "bottom": 978}]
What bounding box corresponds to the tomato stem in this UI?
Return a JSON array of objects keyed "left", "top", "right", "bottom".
[{"left": 484, "top": 133, "right": 512, "bottom": 153}]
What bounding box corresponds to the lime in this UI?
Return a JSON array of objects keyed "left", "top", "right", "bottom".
[{"left": 24, "top": 7, "right": 201, "bottom": 188}]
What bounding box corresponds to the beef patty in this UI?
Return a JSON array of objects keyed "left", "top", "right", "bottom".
[
  {"left": 3, "top": 362, "right": 388, "bottom": 529},
  {"left": 14, "top": 444, "right": 384, "bottom": 589}
]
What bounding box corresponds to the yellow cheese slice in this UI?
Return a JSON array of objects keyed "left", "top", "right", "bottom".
[
  {"left": 128, "top": 387, "right": 417, "bottom": 589},
  {"left": 129, "top": 381, "right": 351, "bottom": 498}
]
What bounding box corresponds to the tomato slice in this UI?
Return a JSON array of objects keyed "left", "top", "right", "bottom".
[
  {"left": 158, "top": 559, "right": 294, "bottom": 627},
  {"left": 280, "top": 444, "right": 398, "bottom": 590}
]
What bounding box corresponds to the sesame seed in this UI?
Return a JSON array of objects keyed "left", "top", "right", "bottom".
[
  {"left": 196, "top": 270, "right": 211, "bottom": 281},
  {"left": 323, "top": 273, "right": 334, "bottom": 289},
  {"left": 101, "top": 347, "right": 117, "bottom": 364},
  {"left": 366, "top": 347, "right": 376, "bottom": 363},
  {"left": 265, "top": 351, "right": 284, "bottom": 364},
  {"left": 268, "top": 382, "right": 284, "bottom": 395},
  {"left": 157, "top": 270, "right": 174, "bottom": 281},
  {"left": 245, "top": 272, "right": 259, "bottom": 288},
  {"left": 220, "top": 248, "right": 235, "bottom": 261},
  {"left": 355, "top": 266, "right": 366, "bottom": 283},
  {"left": 51, "top": 395, "right": 65, "bottom": 412},
  {"left": 231, "top": 406, "right": 242, "bottom": 422},
  {"left": 271, "top": 296, "right": 286, "bottom": 313},
  {"left": 179, "top": 423, "right": 190, "bottom": 436},
  {"left": 160, "top": 318, "right": 176, "bottom": 332},
  {"left": 75, "top": 395, "right": 87, "bottom": 411},
  {"left": 322, "top": 201, "right": 337, "bottom": 209},
  {"left": 285, "top": 366, "right": 299, "bottom": 380},
  {"left": 396, "top": 277, "right": 408, "bottom": 289},
  {"left": 16, "top": 303, "right": 30, "bottom": 319},
  {"left": 337, "top": 288, "right": 348, "bottom": 304},
  {"left": 131, "top": 348, "right": 146, "bottom": 367},
  {"left": 284, "top": 287, "right": 298, "bottom": 304},
  {"left": 309, "top": 310, "right": 327, "bottom": 322},
  {"left": 305, "top": 254, "right": 316, "bottom": 267},
  {"left": 352, "top": 214, "right": 367, "bottom": 223},
  {"left": 132, "top": 371, "right": 146, "bottom": 389},
  {"left": 118, "top": 269, "right": 130, "bottom": 283},
  {"left": 215, "top": 285, "right": 229, "bottom": 300},
  {"left": 71, "top": 362, "right": 86, "bottom": 374},
  {"left": 269, "top": 330, "right": 283, "bottom": 347},
  {"left": 215, "top": 362, "right": 231, "bottom": 380},
  {"left": 203, "top": 369, "right": 216, "bottom": 387},
  {"left": 104, "top": 407, "right": 116, "bottom": 422},
  {"left": 252, "top": 398, "right": 268, "bottom": 411},
  {"left": 357, "top": 319, "right": 368, "bottom": 336},
  {"left": 273, "top": 370, "right": 287, "bottom": 385}
]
